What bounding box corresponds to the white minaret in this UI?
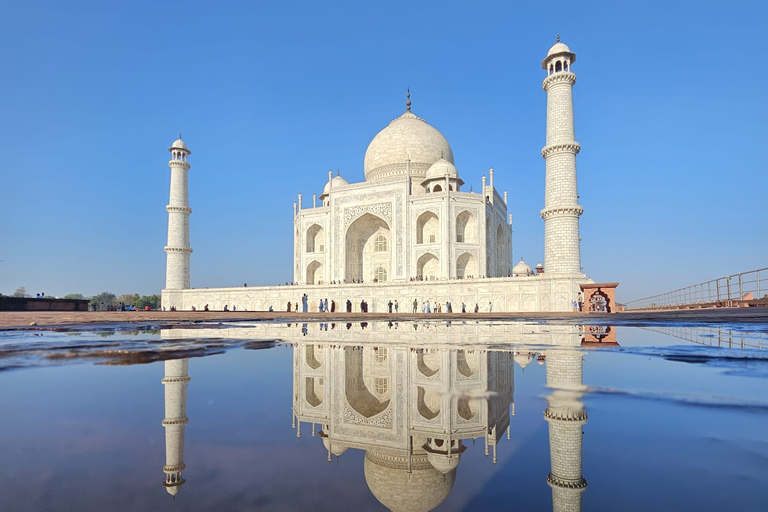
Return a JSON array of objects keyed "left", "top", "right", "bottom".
[
  {"left": 543, "top": 349, "right": 587, "bottom": 512},
  {"left": 164, "top": 136, "right": 193, "bottom": 290},
  {"left": 541, "top": 36, "right": 583, "bottom": 275},
  {"left": 162, "top": 359, "right": 190, "bottom": 496}
]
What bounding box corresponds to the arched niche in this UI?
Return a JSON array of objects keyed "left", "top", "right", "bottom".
[
  {"left": 457, "top": 396, "right": 478, "bottom": 420},
  {"left": 456, "top": 350, "right": 478, "bottom": 377},
  {"left": 306, "top": 377, "right": 324, "bottom": 407},
  {"left": 417, "top": 386, "right": 441, "bottom": 420},
  {"left": 417, "top": 252, "right": 439, "bottom": 281},
  {"left": 417, "top": 352, "right": 440, "bottom": 377},
  {"left": 345, "top": 213, "right": 391, "bottom": 283},
  {"left": 306, "top": 344, "right": 324, "bottom": 369},
  {"left": 456, "top": 252, "right": 477, "bottom": 279},
  {"left": 307, "top": 260, "right": 324, "bottom": 285},
  {"left": 345, "top": 349, "right": 390, "bottom": 418},
  {"left": 306, "top": 224, "right": 324, "bottom": 253},
  {"left": 455, "top": 211, "right": 476, "bottom": 243},
  {"left": 417, "top": 211, "right": 440, "bottom": 244},
  {"left": 496, "top": 225, "right": 505, "bottom": 276}
]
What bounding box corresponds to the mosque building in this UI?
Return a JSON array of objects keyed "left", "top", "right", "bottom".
[{"left": 161, "top": 38, "right": 595, "bottom": 312}]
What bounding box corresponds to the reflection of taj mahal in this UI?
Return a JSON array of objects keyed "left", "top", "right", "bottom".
[
  {"left": 159, "top": 322, "right": 592, "bottom": 511},
  {"left": 161, "top": 38, "right": 598, "bottom": 312}
]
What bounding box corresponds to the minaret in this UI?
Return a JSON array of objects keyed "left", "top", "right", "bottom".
[
  {"left": 164, "top": 136, "right": 193, "bottom": 289},
  {"left": 543, "top": 349, "right": 587, "bottom": 512},
  {"left": 162, "top": 359, "right": 191, "bottom": 496},
  {"left": 541, "top": 36, "right": 583, "bottom": 274}
]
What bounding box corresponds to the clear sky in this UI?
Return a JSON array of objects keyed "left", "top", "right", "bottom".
[{"left": 1, "top": 0, "right": 766, "bottom": 301}]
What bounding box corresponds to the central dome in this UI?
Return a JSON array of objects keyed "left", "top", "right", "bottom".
[{"left": 364, "top": 110, "right": 453, "bottom": 182}]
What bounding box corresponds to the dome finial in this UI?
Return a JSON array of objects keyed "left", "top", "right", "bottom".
[
  {"left": 337, "top": 168, "right": 340, "bottom": 176},
  {"left": 406, "top": 88, "right": 411, "bottom": 111},
  {"left": 556, "top": 34, "right": 560, "bottom": 43},
  {"left": 179, "top": 133, "right": 182, "bottom": 140}
]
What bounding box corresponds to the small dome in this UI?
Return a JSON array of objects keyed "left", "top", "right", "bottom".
[
  {"left": 536, "top": 263, "right": 543, "bottom": 269},
  {"left": 364, "top": 110, "right": 453, "bottom": 182},
  {"left": 322, "top": 175, "right": 349, "bottom": 196},
  {"left": 542, "top": 39, "right": 576, "bottom": 69},
  {"left": 547, "top": 41, "right": 571, "bottom": 57},
  {"left": 513, "top": 259, "right": 532, "bottom": 276},
  {"left": 322, "top": 437, "right": 348, "bottom": 456},
  {"left": 514, "top": 352, "right": 535, "bottom": 369},
  {"left": 171, "top": 138, "right": 187, "bottom": 150},
  {"left": 426, "top": 452, "right": 461, "bottom": 474},
  {"left": 423, "top": 157, "right": 459, "bottom": 182}
]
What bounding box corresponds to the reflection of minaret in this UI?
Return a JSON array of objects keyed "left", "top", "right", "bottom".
[
  {"left": 162, "top": 359, "right": 190, "bottom": 497},
  {"left": 544, "top": 349, "right": 587, "bottom": 512}
]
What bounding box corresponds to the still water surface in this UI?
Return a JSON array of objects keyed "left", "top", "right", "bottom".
[{"left": 0, "top": 321, "right": 766, "bottom": 511}]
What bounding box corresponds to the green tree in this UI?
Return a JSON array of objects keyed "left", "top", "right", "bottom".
[
  {"left": 133, "top": 294, "right": 161, "bottom": 310},
  {"left": 117, "top": 293, "right": 140, "bottom": 306},
  {"left": 89, "top": 292, "right": 117, "bottom": 310},
  {"left": 13, "top": 286, "right": 28, "bottom": 298},
  {"left": 63, "top": 293, "right": 86, "bottom": 300}
]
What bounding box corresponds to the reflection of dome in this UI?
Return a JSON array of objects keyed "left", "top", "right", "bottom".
[
  {"left": 513, "top": 259, "right": 532, "bottom": 275},
  {"left": 423, "top": 157, "right": 461, "bottom": 184},
  {"left": 364, "top": 111, "right": 453, "bottom": 182},
  {"left": 164, "top": 480, "right": 185, "bottom": 496},
  {"left": 321, "top": 436, "right": 348, "bottom": 456},
  {"left": 514, "top": 352, "right": 535, "bottom": 369},
  {"left": 364, "top": 451, "right": 456, "bottom": 512},
  {"left": 322, "top": 175, "right": 348, "bottom": 196}
]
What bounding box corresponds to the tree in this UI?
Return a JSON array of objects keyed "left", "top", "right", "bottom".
[
  {"left": 89, "top": 292, "right": 117, "bottom": 310},
  {"left": 63, "top": 293, "right": 86, "bottom": 300},
  {"left": 117, "top": 293, "right": 140, "bottom": 306},
  {"left": 133, "top": 294, "right": 161, "bottom": 310},
  {"left": 13, "top": 286, "right": 28, "bottom": 298}
]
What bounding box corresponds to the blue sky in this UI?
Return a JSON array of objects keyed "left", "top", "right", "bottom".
[{"left": 1, "top": 0, "right": 766, "bottom": 301}]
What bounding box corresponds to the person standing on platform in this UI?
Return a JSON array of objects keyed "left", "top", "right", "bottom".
[
  {"left": 394, "top": 300, "right": 399, "bottom": 313},
  {"left": 413, "top": 299, "right": 418, "bottom": 313},
  {"left": 488, "top": 301, "right": 493, "bottom": 312},
  {"left": 474, "top": 303, "right": 479, "bottom": 313},
  {"left": 302, "top": 294, "right": 308, "bottom": 313},
  {"left": 388, "top": 300, "right": 393, "bottom": 313}
]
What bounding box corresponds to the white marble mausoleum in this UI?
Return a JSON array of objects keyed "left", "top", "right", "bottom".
[{"left": 162, "top": 38, "right": 594, "bottom": 312}]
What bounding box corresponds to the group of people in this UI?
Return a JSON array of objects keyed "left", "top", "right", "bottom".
[{"left": 414, "top": 299, "right": 490, "bottom": 313}]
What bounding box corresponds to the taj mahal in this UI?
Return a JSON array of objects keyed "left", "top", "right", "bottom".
[{"left": 161, "top": 38, "right": 600, "bottom": 313}]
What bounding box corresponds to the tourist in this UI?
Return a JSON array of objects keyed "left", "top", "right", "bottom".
[
  {"left": 324, "top": 298, "right": 329, "bottom": 312},
  {"left": 413, "top": 298, "right": 418, "bottom": 313},
  {"left": 244, "top": 283, "right": 247, "bottom": 287},
  {"left": 388, "top": 300, "right": 393, "bottom": 313},
  {"left": 346, "top": 299, "right": 352, "bottom": 312},
  {"left": 433, "top": 301, "right": 437, "bottom": 313},
  {"left": 426, "top": 302, "right": 431, "bottom": 313},
  {"left": 461, "top": 302, "right": 466, "bottom": 313},
  {"left": 232, "top": 305, "right": 236, "bottom": 312},
  {"left": 394, "top": 300, "right": 399, "bottom": 313},
  {"left": 360, "top": 299, "right": 365, "bottom": 313},
  {"left": 437, "top": 303, "right": 442, "bottom": 313},
  {"left": 269, "top": 305, "right": 274, "bottom": 312},
  {"left": 447, "top": 301, "right": 452, "bottom": 313},
  {"left": 302, "top": 294, "right": 308, "bottom": 312},
  {"left": 224, "top": 305, "right": 229, "bottom": 312},
  {"left": 287, "top": 301, "right": 291, "bottom": 312},
  {"left": 294, "top": 302, "right": 298, "bottom": 312},
  {"left": 488, "top": 301, "right": 492, "bottom": 312},
  {"left": 331, "top": 300, "right": 336, "bottom": 312},
  {"left": 191, "top": 306, "right": 196, "bottom": 311},
  {"left": 474, "top": 303, "right": 479, "bottom": 313}
]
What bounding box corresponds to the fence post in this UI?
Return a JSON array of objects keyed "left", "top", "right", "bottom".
[{"left": 738, "top": 273, "right": 743, "bottom": 299}]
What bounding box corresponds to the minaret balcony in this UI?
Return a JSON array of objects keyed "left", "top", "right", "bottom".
[
  {"left": 542, "top": 71, "right": 576, "bottom": 90},
  {"left": 541, "top": 142, "right": 580, "bottom": 159},
  {"left": 166, "top": 205, "right": 192, "bottom": 214}
]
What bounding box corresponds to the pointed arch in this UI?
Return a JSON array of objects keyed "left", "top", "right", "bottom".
[
  {"left": 455, "top": 210, "right": 476, "bottom": 243},
  {"left": 306, "top": 224, "right": 324, "bottom": 253},
  {"left": 417, "top": 252, "right": 440, "bottom": 280},
  {"left": 345, "top": 213, "right": 390, "bottom": 282},
  {"left": 307, "top": 260, "right": 323, "bottom": 285},
  {"left": 456, "top": 252, "right": 477, "bottom": 279},
  {"left": 416, "top": 211, "right": 440, "bottom": 244}
]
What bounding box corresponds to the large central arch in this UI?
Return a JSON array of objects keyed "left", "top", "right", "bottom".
[{"left": 345, "top": 213, "right": 391, "bottom": 282}]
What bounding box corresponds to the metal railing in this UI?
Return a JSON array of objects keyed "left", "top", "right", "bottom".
[
  {"left": 625, "top": 268, "right": 768, "bottom": 310},
  {"left": 643, "top": 326, "right": 766, "bottom": 350}
]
